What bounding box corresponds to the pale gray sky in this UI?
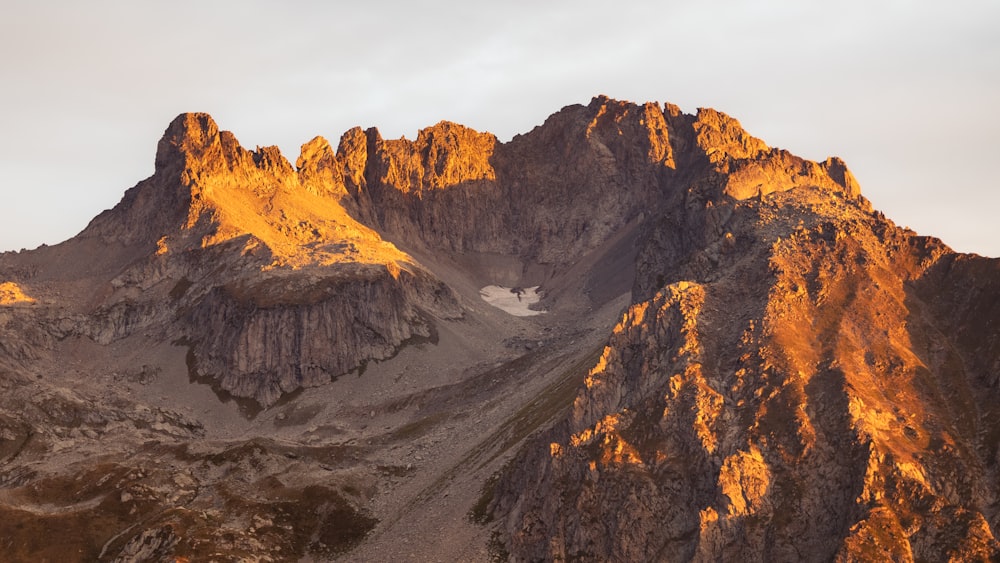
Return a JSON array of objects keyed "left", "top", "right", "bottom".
[{"left": 1, "top": 0, "right": 998, "bottom": 256}]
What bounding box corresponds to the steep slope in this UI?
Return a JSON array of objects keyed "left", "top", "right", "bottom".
[
  {"left": 487, "top": 132, "right": 1000, "bottom": 560},
  {"left": 0, "top": 96, "right": 996, "bottom": 562}
]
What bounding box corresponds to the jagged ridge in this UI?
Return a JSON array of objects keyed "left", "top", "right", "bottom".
[{"left": 34, "top": 97, "right": 861, "bottom": 408}]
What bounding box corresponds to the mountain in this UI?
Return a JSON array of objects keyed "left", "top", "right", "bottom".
[{"left": 0, "top": 96, "right": 997, "bottom": 561}]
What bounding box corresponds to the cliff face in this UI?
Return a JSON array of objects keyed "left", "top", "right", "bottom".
[
  {"left": 185, "top": 265, "right": 455, "bottom": 407},
  {"left": 1, "top": 96, "right": 997, "bottom": 561}
]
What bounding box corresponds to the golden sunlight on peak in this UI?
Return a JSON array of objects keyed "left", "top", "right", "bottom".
[{"left": 181, "top": 165, "right": 411, "bottom": 270}]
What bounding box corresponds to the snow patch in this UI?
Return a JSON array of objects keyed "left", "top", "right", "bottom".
[{"left": 479, "top": 285, "right": 545, "bottom": 317}]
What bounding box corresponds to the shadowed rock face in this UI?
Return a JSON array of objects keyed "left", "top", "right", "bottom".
[
  {"left": 0, "top": 96, "right": 997, "bottom": 561},
  {"left": 185, "top": 266, "right": 454, "bottom": 407}
]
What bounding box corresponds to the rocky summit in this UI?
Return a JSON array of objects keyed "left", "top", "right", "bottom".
[{"left": 0, "top": 96, "right": 997, "bottom": 561}]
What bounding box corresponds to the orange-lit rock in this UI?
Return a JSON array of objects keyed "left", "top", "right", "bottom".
[
  {"left": 0, "top": 281, "right": 34, "bottom": 305},
  {"left": 484, "top": 103, "right": 999, "bottom": 563}
]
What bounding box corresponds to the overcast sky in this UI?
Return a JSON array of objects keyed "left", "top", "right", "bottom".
[{"left": 1, "top": 0, "right": 998, "bottom": 256}]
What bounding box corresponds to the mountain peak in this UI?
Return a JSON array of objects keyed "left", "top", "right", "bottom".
[
  {"left": 693, "top": 107, "right": 769, "bottom": 162},
  {"left": 154, "top": 112, "right": 221, "bottom": 172},
  {"left": 296, "top": 135, "right": 334, "bottom": 171}
]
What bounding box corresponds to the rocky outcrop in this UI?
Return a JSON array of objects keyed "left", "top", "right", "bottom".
[
  {"left": 185, "top": 264, "right": 460, "bottom": 406},
  {"left": 0, "top": 282, "right": 34, "bottom": 305},
  {"left": 489, "top": 164, "right": 1000, "bottom": 559}
]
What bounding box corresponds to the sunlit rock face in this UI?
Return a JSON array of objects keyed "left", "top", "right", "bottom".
[
  {"left": 487, "top": 128, "right": 999, "bottom": 560},
  {"left": 0, "top": 281, "right": 34, "bottom": 305},
  {"left": 0, "top": 96, "right": 997, "bottom": 561}
]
